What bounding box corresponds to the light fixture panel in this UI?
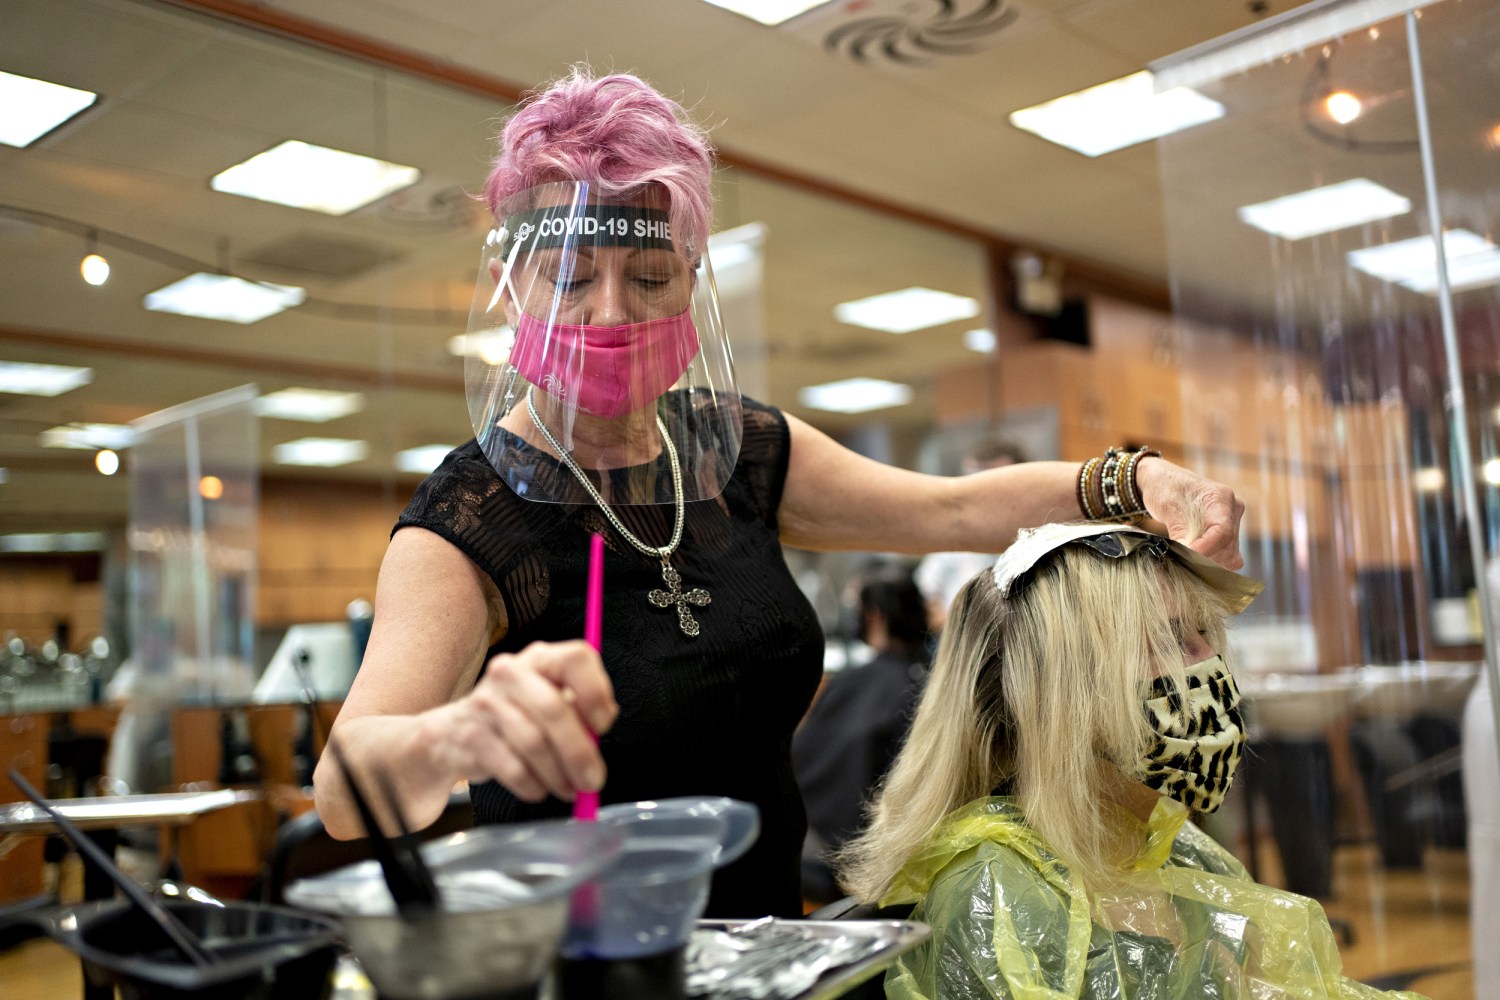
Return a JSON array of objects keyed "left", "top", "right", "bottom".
[
  {"left": 697, "top": 0, "right": 831, "bottom": 25},
  {"left": 799, "top": 377, "right": 914, "bottom": 414},
  {"left": 255, "top": 388, "right": 365, "bottom": 423},
  {"left": 1347, "top": 230, "right": 1500, "bottom": 295},
  {"left": 1009, "top": 71, "right": 1224, "bottom": 157},
  {"left": 0, "top": 361, "right": 93, "bottom": 397},
  {"left": 144, "top": 273, "right": 305, "bottom": 324},
  {"left": 396, "top": 445, "right": 457, "bottom": 474},
  {"left": 0, "top": 70, "right": 97, "bottom": 147},
  {"left": 211, "top": 140, "right": 421, "bottom": 216},
  {"left": 834, "top": 287, "right": 981, "bottom": 334},
  {"left": 1238, "top": 179, "right": 1411, "bottom": 241},
  {"left": 274, "top": 437, "right": 369, "bottom": 467},
  {"left": 39, "top": 423, "right": 134, "bottom": 450}
]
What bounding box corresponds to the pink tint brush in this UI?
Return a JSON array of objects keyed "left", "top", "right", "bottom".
[{"left": 573, "top": 532, "right": 605, "bottom": 822}]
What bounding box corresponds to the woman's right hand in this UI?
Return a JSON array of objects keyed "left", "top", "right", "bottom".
[
  {"left": 317, "top": 529, "right": 620, "bottom": 839},
  {"left": 422, "top": 639, "right": 618, "bottom": 804}
]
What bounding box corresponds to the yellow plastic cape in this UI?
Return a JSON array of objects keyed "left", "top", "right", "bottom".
[{"left": 879, "top": 797, "right": 1425, "bottom": 1000}]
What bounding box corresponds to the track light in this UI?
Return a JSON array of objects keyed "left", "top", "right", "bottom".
[{"left": 80, "top": 231, "right": 109, "bottom": 285}]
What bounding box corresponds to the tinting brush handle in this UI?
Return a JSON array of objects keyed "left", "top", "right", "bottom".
[
  {"left": 6, "top": 768, "right": 216, "bottom": 969},
  {"left": 323, "top": 741, "right": 437, "bottom": 911}
]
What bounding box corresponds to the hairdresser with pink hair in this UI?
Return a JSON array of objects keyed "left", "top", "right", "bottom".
[{"left": 315, "top": 67, "right": 1246, "bottom": 919}]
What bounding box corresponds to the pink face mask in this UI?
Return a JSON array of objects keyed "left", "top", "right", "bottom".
[{"left": 509, "top": 308, "right": 701, "bottom": 419}]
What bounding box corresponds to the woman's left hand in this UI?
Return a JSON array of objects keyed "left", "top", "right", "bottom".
[{"left": 1134, "top": 457, "right": 1245, "bottom": 570}]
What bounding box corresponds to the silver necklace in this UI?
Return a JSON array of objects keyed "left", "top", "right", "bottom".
[{"left": 526, "top": 390, "right": 710, "bottom": 637}]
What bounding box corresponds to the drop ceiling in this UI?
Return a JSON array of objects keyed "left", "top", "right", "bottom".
[{"left": 0, "top": 0, "right": 1318, "bottom": 534}]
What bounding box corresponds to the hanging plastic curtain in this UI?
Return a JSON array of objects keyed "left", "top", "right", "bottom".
[{"left": 1153, "top": 1, "right": 1500, "bottom": 996}]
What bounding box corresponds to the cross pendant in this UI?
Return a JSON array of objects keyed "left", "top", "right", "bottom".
[{"left": 647, "top": 557, "right": 711, "bottom": 637}]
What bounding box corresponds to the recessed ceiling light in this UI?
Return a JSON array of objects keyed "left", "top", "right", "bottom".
[
  {"left": 0, "top": 361, "right": 93, "bottom": 396},
  {"left": 1346, "top": 229, "right": 1500, "bottom": 295},
  {"left": 964, "top": 328, "right": 998, "bottom": 354},
  {"left": 274, "top": 437, "right": 369, "bottom": 467},
  {"left": 255, "top": 388, "right": 365, "bottom": 423},
  {"left": 1009, "top": 71, "right": 1224, "bottom": 157},
  {"left": 39, "top": 423, "right": 134, "bottom": 450},
  {"left": 144, "top": 273, "right": 305, "bottom": 324},
  {"left": 799, "top": 377, "right": 914, "bottom": 414},
  {"left": 0, "top": 69, "right": 97, "bottom": 147},
  {"left": 211, "top": 140, "right": 421, "bottom": 216},
  {"left": 697, "top": 0, "right": 831, "bottom": 25},
  {"left": 834, "top": 287, "right": 981, "bottom": 334},
  {"left": 447, "top": 327, "right": 514, "bottom": 365},
  {"left": 1238, "top": 179, "right": 1410, "bottom": 241},
  {"left": 396, "top": 444, "right": 456, "bottom": 474}
]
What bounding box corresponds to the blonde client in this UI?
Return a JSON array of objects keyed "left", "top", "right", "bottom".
[{"left": 838, "top": 522, "right": 1421, "bottom": 1000}]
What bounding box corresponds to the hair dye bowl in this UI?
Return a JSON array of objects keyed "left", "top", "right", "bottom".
[{"left": 287, "top": 819, "right": 623, "bottom": 1000}]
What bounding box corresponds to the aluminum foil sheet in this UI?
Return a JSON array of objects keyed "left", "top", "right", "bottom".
[{"left": 685, "top": 917, "right": 915, "bottom": 1000}]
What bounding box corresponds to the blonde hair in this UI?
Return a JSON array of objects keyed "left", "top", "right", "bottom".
[{"left": 837, "top": 536, "right": 1243, "bottom": 899}]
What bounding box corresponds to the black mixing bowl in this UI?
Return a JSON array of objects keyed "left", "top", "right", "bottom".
[{"left": 40, "top": 897, "right": 343, "bottom": 1000}]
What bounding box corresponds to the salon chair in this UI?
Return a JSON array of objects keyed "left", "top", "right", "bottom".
[{"left": 257, "top": 787, "right": 473, "bottom": 904}]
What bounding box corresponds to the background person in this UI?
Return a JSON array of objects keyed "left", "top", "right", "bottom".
[
  {"left": 793, "top": 567, "right": 931, "bottom": 904},
  {"left": 314, "top": 67, "right": 1247, "bottom": 920},
  {"left": 839, "top": 522, "right": 1418, "bottom": 999}
]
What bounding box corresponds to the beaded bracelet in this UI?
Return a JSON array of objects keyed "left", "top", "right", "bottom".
[{"left": 1076, "top": 445, "right": 1161, "bottom": 522}]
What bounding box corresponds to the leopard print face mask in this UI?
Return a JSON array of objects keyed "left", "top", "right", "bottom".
[{"left": 1135, "top": 655, "right": 1246, "bottom": 813}]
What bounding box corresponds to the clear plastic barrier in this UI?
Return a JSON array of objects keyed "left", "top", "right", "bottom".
[
  {"left": 1154, "top": 1, "right": 1499, "bottom": 994},
  {"left": 120, "top": 386, "right": 258, "bottom": 791}
]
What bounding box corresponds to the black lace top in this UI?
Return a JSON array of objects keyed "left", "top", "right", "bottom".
[{"left": 395, "top": 397, "right": 825, "bottom": 918}]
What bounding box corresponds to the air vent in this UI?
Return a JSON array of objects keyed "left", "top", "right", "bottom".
[
  {"left": 822, "top": 0, "right": 1018, "bottom": 65},
  {"left": 241, "top": 232, "right": 402, "bottom": 280}
]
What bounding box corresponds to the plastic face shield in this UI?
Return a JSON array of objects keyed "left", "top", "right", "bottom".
[{"left": 465, "top": 180, "right": 741, "bottom": 505}]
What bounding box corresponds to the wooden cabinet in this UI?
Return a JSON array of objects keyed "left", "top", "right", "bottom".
[{"left": 0, "top": 714, "right": 47, "bottom": 902}]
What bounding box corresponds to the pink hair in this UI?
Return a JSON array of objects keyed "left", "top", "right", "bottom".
[{"left": 484, "top": 67, "right": 715, "bottom": 253}]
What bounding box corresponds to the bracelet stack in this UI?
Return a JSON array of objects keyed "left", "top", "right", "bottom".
[{"left": 1076, "top": 445, "right": 1161, "bottom": 522}]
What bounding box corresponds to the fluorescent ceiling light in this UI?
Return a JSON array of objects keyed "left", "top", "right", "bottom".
[
  {"left": 964, "top": 328, "right": 998, "bottom": 354},
  {"left": 1009, "top": 71, "right": 1224, "bottom": 157},
  {"left": 40, "top": 423, "right": 134, "bottom": 450},
  {"left": 396, "top": 444, "right": 456, "bottom": 475},
  {"left": 0, "top": 361, "right": 93, "bottom": 396},
  {"left": 274, "top": 437, "right": 368, "bottom": 467},
  {"left": 698, "top": 0, "right": 831, "bottom": 25},
  {"left": 448, "top": 326, "right": 514, "bottom": 365},
  {"left": 212, "top": 140, "right": 421, "bottom": 216},
  {"left": 0, "top": 531, "right": 107, "bottom": 553},
  {"left": 255, "top": 388, "right": 364, "bottom": 423},
  {"left": 144, "top": 273, "right": 305, "bottom": 324},
  {"left": 1238, "top": 179, "right": 1411, "bottom": 240},
  {"left": 799, "top": 377, "right": 913, "bottom": 414},
  {"left": 834, "top": 287, "right": 981, "bottom": 334},
  {"left": 0, "top": 69, "right": 96, "bottom": 147},
  {"left": 1346, "top": 230, "right": 1500, "bottom": 295}
]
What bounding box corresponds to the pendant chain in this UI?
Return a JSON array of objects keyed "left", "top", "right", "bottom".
[{"left": 526, "top": 389, "right": 684, "bottom": 559}]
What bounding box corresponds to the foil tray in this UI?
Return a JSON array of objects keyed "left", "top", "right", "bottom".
[{"left": 686, "top": 918, "right": 930, "bottom": 1000}]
